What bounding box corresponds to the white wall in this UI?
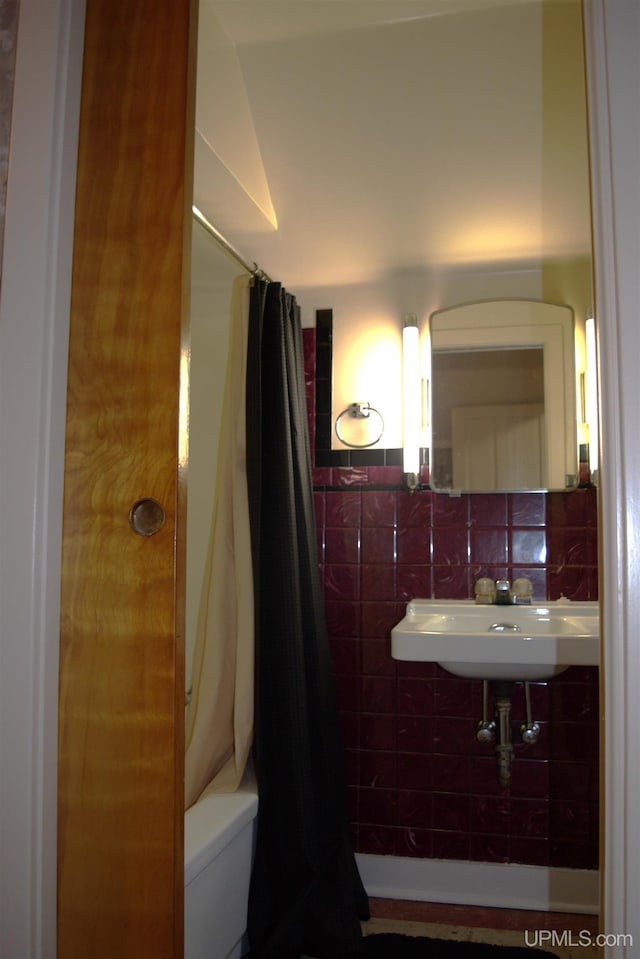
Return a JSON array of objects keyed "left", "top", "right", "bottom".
[
  {"left": 584, "top": 1, "right": 640, "bottom": 953},
  {"left": 0, "top": 2, "right": 85, "bottom": 957}
]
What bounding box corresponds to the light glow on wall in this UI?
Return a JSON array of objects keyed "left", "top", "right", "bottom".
[{"left": 333, "top": 309, "right": 402, "bottom": 450}]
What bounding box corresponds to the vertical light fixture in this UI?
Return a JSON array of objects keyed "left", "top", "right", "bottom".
[
  {"left": 402, "top": 313, "right": 420, "bottom": 490},
  {"left": 585, "top": 315, "right": 599, "bottom": 482}
]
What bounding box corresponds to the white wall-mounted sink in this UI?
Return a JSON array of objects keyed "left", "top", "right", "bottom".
[{"left": 391, "top": 599, "right": 600, "bottom": 681}]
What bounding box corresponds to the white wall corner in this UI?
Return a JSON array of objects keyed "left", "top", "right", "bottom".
[
  {"left": 583, "top": 0, "right": 640, "bottom": 955},
  {"left": 0, "top": 1, "right": 85, "bottom": 957}
]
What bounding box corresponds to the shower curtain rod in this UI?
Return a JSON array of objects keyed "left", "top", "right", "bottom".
[{"left": 192, "top": 205, "right": 272, "bottom": 282}]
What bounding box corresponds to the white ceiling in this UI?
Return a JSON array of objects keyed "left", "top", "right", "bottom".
[{"left": 195, "top": 0, "right": 592, "bottom": 291}]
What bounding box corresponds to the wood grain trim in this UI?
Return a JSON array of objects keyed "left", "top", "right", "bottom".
[{"left": 58, "top": 2, "right": 196, "bottom": 956}]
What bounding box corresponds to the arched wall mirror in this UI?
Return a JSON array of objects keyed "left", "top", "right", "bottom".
[{"left": 429, "top": 299, "right": 578, "bottom": 492}]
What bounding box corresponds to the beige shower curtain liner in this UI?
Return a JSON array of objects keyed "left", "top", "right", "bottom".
[{"left": 184, "top": 274, "right": 254, "bottom": 809}]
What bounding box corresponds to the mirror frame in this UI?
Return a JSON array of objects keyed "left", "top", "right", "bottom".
[{"left": 429, "top": 299, "right": 578, "bottom": 493}]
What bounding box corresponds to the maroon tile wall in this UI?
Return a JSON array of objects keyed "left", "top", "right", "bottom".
[{"left": 303, "top": 328, "right": 599, "bottom": 870}]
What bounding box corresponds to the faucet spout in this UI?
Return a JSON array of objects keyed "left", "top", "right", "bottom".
[{"left": 495, "top": 580, "right": 512, "bottom": 605}]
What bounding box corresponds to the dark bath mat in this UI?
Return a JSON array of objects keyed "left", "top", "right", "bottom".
[{"left": 362, "top": 933, "right": 557, "bottom": 958}]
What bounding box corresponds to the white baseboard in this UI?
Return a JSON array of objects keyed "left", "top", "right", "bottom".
[{"left": 356, "top": 854, "right": 599, "bottom": 916}]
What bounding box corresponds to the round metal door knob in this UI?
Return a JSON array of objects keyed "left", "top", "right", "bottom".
[{"left": 128, "top": 498, "right": 166, "bottom": 536}]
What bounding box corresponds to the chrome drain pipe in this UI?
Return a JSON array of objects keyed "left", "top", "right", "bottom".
[
  {"left": 493, "top": 689, "right": 514, "bottom": 786},
  {"left": 476, "top": 681, "right": 540, "bottom": 784}
]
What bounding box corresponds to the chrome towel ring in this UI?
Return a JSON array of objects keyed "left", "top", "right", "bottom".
[{"left": 334, "top": 401, "right": 384, "bottom": 449}]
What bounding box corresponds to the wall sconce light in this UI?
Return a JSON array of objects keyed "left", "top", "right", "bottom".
[
  {"left": 585, "top": 315, "right": 599, "bottom": 483},
  {"left": 402, "top": 313, "right": 421, "bottom": 490}
]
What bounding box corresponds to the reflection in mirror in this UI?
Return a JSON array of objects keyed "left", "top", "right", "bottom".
[
  {"left": 432, "top": 348, "right": 545, "bottom": 490},
  {"left": 429, "top": 299, "right": 578, "bottom": 493}
]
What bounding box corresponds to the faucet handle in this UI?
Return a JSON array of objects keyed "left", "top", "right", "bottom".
[
  {"left": 474, "top": 577, "right": 496, "bottom": 605},
  {"left": 512, "top": 577, "right": 533, "bottom": 604}
]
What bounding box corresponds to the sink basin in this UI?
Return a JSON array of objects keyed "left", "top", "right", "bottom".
[{"left": 391, "top": 599, "right": 599, "bottom": 681}]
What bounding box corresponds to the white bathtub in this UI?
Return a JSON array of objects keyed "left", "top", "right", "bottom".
[{"left": 184, "top": 774, "right": 258, "bottom": 959}]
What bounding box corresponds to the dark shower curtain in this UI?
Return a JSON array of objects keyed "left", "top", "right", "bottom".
[{"left": 245, "top": 279, "right": 369, "bottom": 959}]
